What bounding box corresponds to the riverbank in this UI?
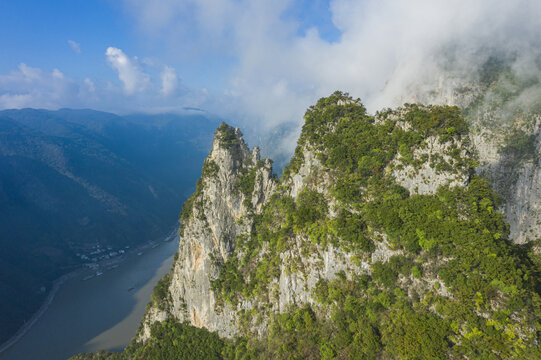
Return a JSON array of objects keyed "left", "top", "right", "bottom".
[
  {"left": 0, "top": 272, "right": 75, "bottom": 355},
  {"left": 0, "top": 227, "right": 178, "bottom": 357}
]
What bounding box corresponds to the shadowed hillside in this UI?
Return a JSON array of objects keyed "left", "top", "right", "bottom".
[{"left": 0, "top": 108, "right": 219, "bottom": 344}]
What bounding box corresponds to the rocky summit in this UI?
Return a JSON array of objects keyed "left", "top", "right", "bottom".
[{"left": 74, "top": 92, "right": 541, "bottom": 360}]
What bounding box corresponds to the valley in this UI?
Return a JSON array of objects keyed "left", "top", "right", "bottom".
[
  {"left": 0, "top": 230, "right": 178, "bottom": 360},
  {"left": 0, "top": 109, "right": 218, "bottom": 345}
]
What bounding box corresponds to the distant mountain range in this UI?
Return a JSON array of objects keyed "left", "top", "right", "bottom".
[{"left": 0, "top": 108, "right": 219, "bottom": 344}]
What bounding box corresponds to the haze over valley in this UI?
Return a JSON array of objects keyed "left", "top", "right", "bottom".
[{"left": 0, "top": 108, "right": 217, "bottom": 345}]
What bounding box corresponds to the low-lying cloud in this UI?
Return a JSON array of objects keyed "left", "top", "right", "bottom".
[
  {"left": 0, "top": 63, "right": 81, "bottom": 109},
  {"left": 116, "top": 0, "right": 541, "bottom": 161},
  {"left": 123, "top": 0, "right": 541, "bottom": 124},
  {"left": 2, "top": 1, "right": 541, "bottom": 161},
  {"left": 0, "top": 48, "right": 197, "bottom": 114}
]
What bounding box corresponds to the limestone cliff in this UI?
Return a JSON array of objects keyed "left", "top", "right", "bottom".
[
  {"left": 139, "top": 123, "right": 277, "bottom": 339},
  {"left": 395, "top": 66, "right": 541, "bottom": 244},
  {"left": 135, "top": 93, "right": 539, "bottom": 359},
  {"left": 471, "top": 115, "right": 541, "bottom": 244}
]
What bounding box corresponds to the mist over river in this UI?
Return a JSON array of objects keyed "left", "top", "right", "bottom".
[{"left": 0, "top": 234, "right": 178, "bottom": 360}]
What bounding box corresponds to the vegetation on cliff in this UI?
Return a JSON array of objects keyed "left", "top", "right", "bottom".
[
  {"left": 71, "top": 321, "right": 226, "bottom": 360},
  {"left": 74, "top": 92, "right": 541, "bottom": 359}
]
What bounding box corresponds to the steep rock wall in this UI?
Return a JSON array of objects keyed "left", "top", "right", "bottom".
[
  {"left": 131, "top": 94, "right": 539, "bottom": 359},
  {"left": 139, "top": 124, "right": 277, "bottom": 339},
  {"left": 398, "top": 73, "right": 541, "bottom": 243},
  {"left": 140, "top": 99, "right": 475, "bottom": 340}
]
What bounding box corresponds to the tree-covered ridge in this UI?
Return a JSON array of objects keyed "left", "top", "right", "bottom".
[
  {"left": 212, "top": 92, "right": 540, "bottom": 359},
  {"left": 74, "top": 92, "right": 541, "bottom": 359}
]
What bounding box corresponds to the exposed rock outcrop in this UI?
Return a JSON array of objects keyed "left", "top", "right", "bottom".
[
  {"left": 141, "top": 99, "right": 475, "bottom": 340},
  {"left": 131, "top": 93, "right": 538, "bottom": 359},
  {"left": 139, "top": 123, "right": 277, "bottom": 339},
  {"left": 390, "top": 134, "right": 471, "bottom": 195},
  {"left": 396, "top": 72, "right": 541, "bottom": 243},
  {"left": 471, "top": 115, "right": 541, "bottom": 243}
]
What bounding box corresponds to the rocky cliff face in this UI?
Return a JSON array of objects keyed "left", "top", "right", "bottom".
[
  {"left": 141, "top": 103, "right": 385, "bottom": 341},
  {"left": 395, "top": 68, "right": 541, "bottom": 244},
  {"left": 136, "top": 93, "right": 539, "bottom": 360},
  {"left": 115, "top": 92, "right": 541, "bottom": 360},
  {"left": 471, "top": 114, "right": 541, "bottom": 244},
  {"left": 139, "top": 123, "right": 277, "bottom": 339}
]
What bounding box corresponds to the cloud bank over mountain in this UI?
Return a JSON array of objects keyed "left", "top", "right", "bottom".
[
  {"left": 0, "top": 49, "right": 204, "bottom": 114},
  {"left": 1, "top": 0, "right": 541, "bottom": 135},
  {"left": 120, "top": 0, "right": 541, "bottom": 122}
]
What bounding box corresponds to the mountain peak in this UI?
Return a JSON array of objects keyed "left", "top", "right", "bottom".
[
  {"left": 93, "top": 93, "right": 541, "bottom": 360},
  {"left": 214, "top": 122, "right": 244, "bottom": 148}
]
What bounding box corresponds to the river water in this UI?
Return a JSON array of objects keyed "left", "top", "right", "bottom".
[{"left": 0, "top": 234, "right": 179, "bottom": 360}]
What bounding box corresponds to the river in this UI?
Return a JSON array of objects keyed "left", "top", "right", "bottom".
[{"left": 0, "top": 233, "right": 179, "bottom": 360}]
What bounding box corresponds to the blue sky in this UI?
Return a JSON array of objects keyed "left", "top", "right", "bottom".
[
  {"left": 0, "top": 1, "right": 131, "bottom": 79},
  {"left": 0, "top": 0, "right": 347, "bottom": 119},
  {"left": 0, "top": 0, "right": 539, "bottom": 139},
  {"left": 0, "top": 0, "right": 340, "bottom": 104}
]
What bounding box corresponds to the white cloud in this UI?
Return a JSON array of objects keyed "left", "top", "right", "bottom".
[
  {"left": 0, "top": 60, "right": 211, "bottom": 114},
  {"left": 115, "top": 0, "right": 541, "bottom": 162},
  {"left": 121, "top": 0, "right": 541, "bottom": 119},
  {"left": 0, "top": 64, "right": 79, "bottom": 109},
  {"left": 68, "top": 40, "right": 82, "bottom": 54},
  {"left": 105, "top": 47, "right": 150, "bottom": 94},
  {"left": 52, "top": 69, "right": 64, "bottom": 79},
  {"left": 0, "top": 93, "right": 34, "bottom": 109},
  {"left": 160, "top": 65, "right": 178, "bottom": 95},
  {"left": 18, "top": 63, "right": 42, "bottom": 81},
  {"left": 3, "top": 0, "right": 541, "bottom": 162}
]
